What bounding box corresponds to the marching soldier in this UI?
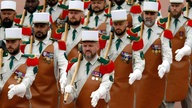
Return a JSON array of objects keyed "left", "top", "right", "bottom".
[
  {"left": 24, "top": 12, "right": 68, "bottom": 108},
  {"left": 0, "top": 0, "right": 17, "bottom": 40},
  {"left": 111, "top": 0, "right": 142, "bottom": 28},
  {"left": 61, "top": 0, "right": 84, "bottom": 60},
  {"left": 64, "top": 30, "right": 114, "bottom": 108},
  {"left": 158, "top": 0, "right": 192, "bottom": 108},
  {"left": 100, "top": 9, "right": 145, "bottom": 108},
  {"left": 84, "top": 0, "right": 111, "bottom": 36},
  {"left": 128, "top": 1, "right": 173, "bottom": 108},
  {"left": 0, "top": 28, "right": 38, "bottom": 108},
  {"left": 22, "top": 0, "right": 40, "bottom": 26}
]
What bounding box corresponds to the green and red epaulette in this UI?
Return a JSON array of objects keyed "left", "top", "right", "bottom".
[
  {"left": 81, "top": 17, "right": 85, "bottom": 24},
  {"left": 99, "top": 35, "right": 109, "bottom": 49},
  {"left": 62, "top": 10, "right": 69, "bottom": 19},
  {"left": 83, "top": 0, "right": 91, "bottom": 9},
  {"left": 22, "top": 27, "right": 32, "bottom": 36},
  {"left": 14, "top": 15, "right": 22, "bottom": 24},
  {"left": 187, "top": 19, "right": 192, "bottom": 27},
  {"left": 58, "top": 4, "right": 69, "bottom": 9},
  {"left": 26, "top": 56, "right": 39, "bottom": 66},
  {"left": 98, "top": 57, "right": 114, "bottom": 75},
  {"left": 127, "top": 26, "right": 141, "bottom": 36},
  {"left": 130, "top": 4, "right": 142, "bottom": 14},
  {"left": 157, "top": 1, "right": 161, "bottom": 11},
  {"left": 66, "top": 57, "right": 78, "bottom": 72},
  {"left": 163, "top": 29, "right": 173, "bottom": 39},
  {"left": 58, "top": 40, "right": 66, "bottom": 50},
  {"left": 132, "top": 38, "right": 144, "bottom": 51},
  {"left": 53, "top": 28, "right": 64, "bottom": 40},
  {"left": 157, "top": 17, "right": 168, "bottom": 29},
  {"left": 20, "top": 44, "right": 26, "bottom": 53}
]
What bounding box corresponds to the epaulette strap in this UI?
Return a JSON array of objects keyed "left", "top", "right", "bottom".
[
  {"left": 163, "top": 29, "right": 173, "bottom": 39},
  {"left": 58, "top": 4, "right": 69, "bottom": 9},
  {"left": 66, "top": 57, "right": 78, "bottom": 72},
  {"left": 187, "top": 19, "right": 192, "bottom": 27},
  {"left": 130, "top": 4, "right": 142, "bottom": 14},
  {"left": 26, "top": 57, "right": 39, "bottom": 66},
  {"left": 132, "top": 38, "right": 144, "bottom": 51},
  {"left": 184, "top": 16, "right": 190, "bottom": 20},
  {"left": 22, "top": 54, "right": 35, "bottom": 58},
  {"left": 99, "top": 59, "right": 114, "bottom": 75}
]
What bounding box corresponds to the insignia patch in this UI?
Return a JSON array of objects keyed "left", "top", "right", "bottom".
[
  {"left": 151, "top": 44, "right": 161, "bottom": 55},
  {"left": 14, "top": 70, "right": 25, "bottom": 83},
  {"left": 179, "top": 31, "right": 184, "bottom": 39},
  {"left": 121, "top": 51, "right": 132, "bottom": 64},
  {"left": 56, "top": 18, "right": 65, "bottom": 28},
  {"left": 91, "top": 71, "right": 103, "bottom": 81},
  {"left": 42, "top": 51, "right": 54, "bottom": 64}
]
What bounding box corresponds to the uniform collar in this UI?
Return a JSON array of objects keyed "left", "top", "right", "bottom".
[
  {"left": 47, "top": 3, "right": 59, "bottom": 11},
  {"left": 171, "top": 14, "right": 183, "bottom": 23},
  {"left": 92, "top": 11, "right": 106, "bottom": 18},
  {"left": 34, "top": 34, "right": 50, "bottom": 46},
  {"left": 114, "top": 32, "right": 128, "bottom": 43},
  {"left": 71, "top": 24, "right": 83, "bottom": 33}
]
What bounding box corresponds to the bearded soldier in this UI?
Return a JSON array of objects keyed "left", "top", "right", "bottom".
[{"left": 0, "top": 28, "right": 38, "bottom": 108}]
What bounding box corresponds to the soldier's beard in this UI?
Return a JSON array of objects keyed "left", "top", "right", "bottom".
[
  {"left": 171, "top": 11, "right": 182, "bottom": 19},
  {"left": 144, "top": 19, "right": 155, "bottom": 27},
  {"left": 7, "top": 46, "right": 20, "bottom": 55},
  {"left": 68, "top": 20, "right": 81, "bottom": 26},
  {"left": 92, "top": 7, "right": 105, "bottom": 14},
  {"left": 35, "top": 32, "right": 47, "bottom": 40},
  {"left": 47, "top": 0, "right": 58, "bottom": 7},
  {"left": 84, "top": 51, "right": 96, "bottom": 60},
  {"left": 114, "top": 0, "right": 125, "bottom": 6},
  {"left": 115, "top": 28, "right": 126, "bottom": 36},
  {"left": 25, "top": 5, "right": 38, "bottom": 14},
  {"left": 2, "top": 19, "right": 13, "bottom": 28}
]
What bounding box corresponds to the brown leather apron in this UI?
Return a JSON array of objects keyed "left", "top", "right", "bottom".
[
  {"left": 76, "top": 66, "right": 107, "bottom": 108},
  {"left": 67, "top": 45, "right": 79, "bottom": 61},
  {"left": 30, "top": 44, "right": 59, "bottom": 108},
  {"left": 136, "top": 38, "right": 165, "bottom": 108},
  {"left": 109, "top": 44, "right": 134, "bottom": 108},
  {"left": 166, "top": 26, "right": 190, "bottom": 102},
  {"left": 0, "top": 64, "right": 30, "bottom": 108}
]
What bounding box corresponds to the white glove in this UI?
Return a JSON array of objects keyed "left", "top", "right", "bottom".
[
  {"left": 59, "top": 72, "right": 67, "bottom": 94},
  {"left": 8, "top": 83, "right": 26, "bottom": 99},
  {"left": 64, "top": 85, "right": 74, "bottom": 94},
  {"left": 90, "top": 86, "right": 107, "bottom": 107},
  {"left": 175, "top": 45, "right": 191, "bottom": 61},
  {"left": 128, "top": 69, "right": 142, "bottom": 85},
  {"left": 158, "top": 60, "right": 170, "bottom": 79}
]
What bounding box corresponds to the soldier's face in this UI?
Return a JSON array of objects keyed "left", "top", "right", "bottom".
[
  {"left": 0, "top": 10, "right": 16, "bottom": 28},
  {"left": 68, "top": 10, "right": 83, "bottom": 26},
  {"left": 91, "top": 0, "right": 106, "bottom": 13},
  {"left": 25, "top": 0, "right": 39, "bottom": 13},
  {"left": 46, "top": 0, "right": 58, "bottom": 7},
  {"left": 114, "top": 0, "right": 125, "bottom": 5},
  {"left": 34, "top": 23, "right": 49, "bottom": 40},
  {"left": 170, "top": 3, "right": 183, "bottom": 18},
  {"left": 6, "top": 40, "right": 21, "bottom": 55},
  {"left": 143, "top": 11, "right": 157, "bottom": 27},
  {"left": 113, "top": 21, "right": 127, "bottom": 36},
  {"left": 82, "top": 42, "right": 99, "bottom": 61}
]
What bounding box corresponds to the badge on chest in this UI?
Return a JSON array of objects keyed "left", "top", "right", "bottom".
[
  {"left": 121, "top": 51, "right": 132, "bottom": 64},
  {"left": 91, "top": 71, "right": 103, "bottom": 81},
  {"left": 151, "top": 44, "right": 161, "bottom": 55},
  {"left": 42, "top": 51, "right": 54, "bottom": 64},
  {"left": 14, "top": 70, "right": 25, "bottom": 83}
]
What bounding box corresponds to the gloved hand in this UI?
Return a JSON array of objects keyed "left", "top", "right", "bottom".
[
  {"left": 8, "top": 83, "right": 26, "bottom": 99},
  {"left": 128, "top": 69, "right": 142, "bottom": 85},
  {"left": 59, "top": 71, "right": 67, "bottom": 94},
  {"left": 90, "top": 86, "right": 107, "bottom": 107},
  {"left": 158, "top": 60, "right": 170, "bottom": 79},
  {"left": 175, "top": 45, "right": 191, "bottom": 61}
]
